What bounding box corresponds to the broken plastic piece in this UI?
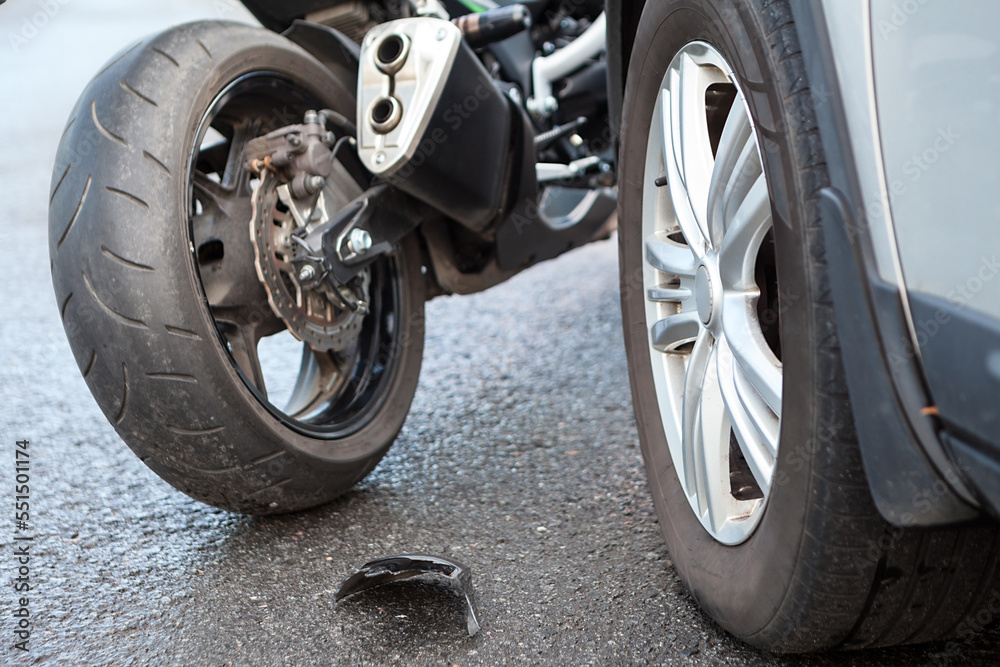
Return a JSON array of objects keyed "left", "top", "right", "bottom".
[{"left": 335, "top": 554, "right": 481, "bottom": 636}]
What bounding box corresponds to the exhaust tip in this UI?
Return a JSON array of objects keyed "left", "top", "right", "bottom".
[
  {"left": 374, "top": 33, "right": 410, "bottom": 75},
  {"left": 369, "top": 96, "right": 402, "bottom": 134}
]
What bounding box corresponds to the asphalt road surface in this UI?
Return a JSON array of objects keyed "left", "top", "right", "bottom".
[{"left": 2, "top": 2, "right": 1000, "bottom": 665}]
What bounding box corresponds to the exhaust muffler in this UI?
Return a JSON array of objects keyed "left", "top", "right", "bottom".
[{"left": 356, "top": 17, "right": 526, "bottom": 233}]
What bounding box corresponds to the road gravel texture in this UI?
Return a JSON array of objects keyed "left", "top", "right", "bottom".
[{"left": 1, "top": 1, "right": 999, "bottom": 665}]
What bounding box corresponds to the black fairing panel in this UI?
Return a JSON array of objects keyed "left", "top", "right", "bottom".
[
  {"left": 240, "top": 0, "right": 343, "bottom": 31},
  {"left": 282, "top": 20, "right": 360, "bottom": 91},
  {"left": 487, "top": 32, "right": 535, "bottom": 99}
]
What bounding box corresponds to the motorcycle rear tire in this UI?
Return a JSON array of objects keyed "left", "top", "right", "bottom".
[{"left": 49, "top": 21, "right": 425, "bottom": 514}]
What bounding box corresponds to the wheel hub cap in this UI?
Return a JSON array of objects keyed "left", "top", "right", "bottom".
[{"left": 695, "top": 265, "right": 714, "bottom": 325}]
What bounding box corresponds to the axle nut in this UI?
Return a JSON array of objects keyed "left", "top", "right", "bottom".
[{"left": 348, "top": 228, "right": 373, "bottom": 256}]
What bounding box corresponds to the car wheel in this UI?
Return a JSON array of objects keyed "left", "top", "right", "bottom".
[{"left": 618, "top": 0, "right": 1000, "bottom": 651}]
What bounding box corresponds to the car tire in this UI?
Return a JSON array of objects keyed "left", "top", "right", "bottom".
[{"left": 618, "top": 0, "right": 1000, "bottom": 651}]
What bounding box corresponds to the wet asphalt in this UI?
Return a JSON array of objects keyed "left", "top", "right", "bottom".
[{"left": 2, "top": 1, "right": 1000, "bottom": 665}]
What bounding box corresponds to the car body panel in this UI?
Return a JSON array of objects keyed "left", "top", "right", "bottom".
[
  {"left": 793, "top": 0, "right": 995, "bottom": 522},
  {"left": 871, "top": 0, "right": 1000, "bottom": 322},
  {"left": 819, "top": 0, "right": 909, "bottom": 290}
]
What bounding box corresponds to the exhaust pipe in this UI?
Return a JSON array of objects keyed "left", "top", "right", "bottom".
[
  {"left": 356, "top": 17, "right": 530, "bottom": 233},
  {"left": 366, "top": 32, "right": 408, "bottom": 134},
  {"left": 373, "top": 32, "right": 410, "bottom": 75},
  {"left": 368, "top": 95, "right": 402, "bottom": 134}
]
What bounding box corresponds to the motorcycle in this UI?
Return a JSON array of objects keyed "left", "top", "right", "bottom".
[{"left": 48, "top": 0, "right": 615, "bottom": 513}]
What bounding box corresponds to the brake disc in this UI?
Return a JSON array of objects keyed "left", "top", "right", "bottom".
[{"left": 249, "top": 169, "right": 369, "bottom": 352}]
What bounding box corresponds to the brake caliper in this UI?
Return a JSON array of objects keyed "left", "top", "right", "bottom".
[{"left": 245, "top": 111, "right": 370, "bottom": 352}]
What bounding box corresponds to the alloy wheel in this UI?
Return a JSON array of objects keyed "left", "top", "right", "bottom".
[{"left": 641, "top": 42, "right": 782, "bottom": 545}]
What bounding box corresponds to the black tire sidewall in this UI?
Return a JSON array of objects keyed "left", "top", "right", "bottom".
[{"left": 619, "top": 1, "right": 821, "bottom": 638}]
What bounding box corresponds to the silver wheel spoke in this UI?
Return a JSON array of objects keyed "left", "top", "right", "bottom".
[
  {"left": 647, "top": 286, "right": 693, "bottom": 302},
  {"left": 645, "top": 232, "right": 698, "bottom": 277},
  {"left": 660, "top": 56, "right": 715, "bottom": 254},
  {"left": 681, "top": 330, "right": 713, "bottom": 493},
  {"left": 707, "top": 100, "right": 761, "bottom": 246},
  {"left": 695, "top": 341, "right": 735, "bottom": 532},
  {"left": 651, "top": 310, "right": 701, "bottom": 353},
  {"left": 718, "top": 174, "right": 771, "bottom": 290},
  {"left": 722, "top": 294, "right": 782, "bottom": 414},
  {"left": 721, "top": 140, "right": 763, "bottom": 234},
  {"left": 717, "top": 336, "right": 778, "bottom": 495},
  {"left": 734, "top": 360, "right": 779, "bottom": 458},
  {"left": 678, "top": 54, "right": 717, "bottom": 244}
]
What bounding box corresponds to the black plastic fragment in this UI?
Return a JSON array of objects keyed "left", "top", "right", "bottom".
[{"left": 335, "top": 554, "right": 481, "bottom": 637}]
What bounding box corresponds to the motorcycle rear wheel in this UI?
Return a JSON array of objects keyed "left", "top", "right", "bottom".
[{"left": 49, "top": 21, "right": 425, "bottom": 514}]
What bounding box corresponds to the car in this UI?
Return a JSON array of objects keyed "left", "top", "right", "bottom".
[{"left": 606, "top": 0, "right": 1000, "bottom": 653}]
